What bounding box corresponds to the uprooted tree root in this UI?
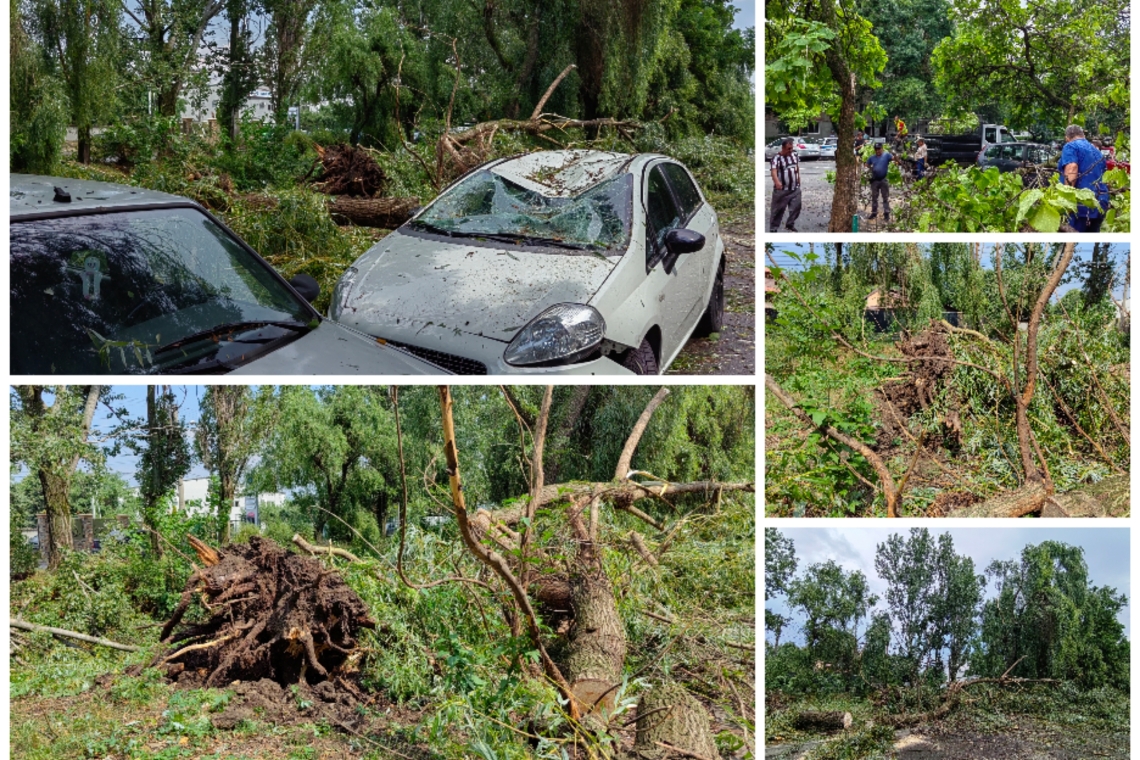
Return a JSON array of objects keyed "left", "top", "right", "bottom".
[
  {"left": 153, "top": 536, "right": 375, "bottom": 691},
  {"left": 313, "top": 144, "right": 389, "bottom": 197},
  {"left": 874, "top": 323, "right": 961, "bottom": 450}
]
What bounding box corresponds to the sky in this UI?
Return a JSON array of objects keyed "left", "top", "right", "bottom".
[
  {"left": 94, "top": 386, "right": 211, "bottom": 485},
  {"left": 766, "top": 526, "right": 1132, "bottom": 644},
  {"left": 732, "top": 1, "right": 755, "bottom": 30},
  {"left": 767, "top": 242, "right": 1130, "bottom": 300}
]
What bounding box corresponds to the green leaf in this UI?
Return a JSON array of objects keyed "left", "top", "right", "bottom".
[{"left": 1028, "top": 203, "right": 1061, "bottom": 232}]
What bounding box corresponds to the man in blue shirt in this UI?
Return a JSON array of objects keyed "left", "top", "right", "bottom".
[
  {"left": 1058, "top": 124, "right": 1109, "bottom": 232},
  {"left": 864, "top": 143, "right": 894, "bottom": 221}
]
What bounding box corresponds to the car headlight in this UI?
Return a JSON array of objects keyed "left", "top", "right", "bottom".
[
  {"left": 329, "top": 267, "right": 358, "bottom": 320},
  {"left": 504, "top": 303, "right": 606, "bottom": 366}
]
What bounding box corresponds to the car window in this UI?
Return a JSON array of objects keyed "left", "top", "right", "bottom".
[
  {"left": 645, "top": 166, "right": 681, "bottom": 269},
  {"left": 10, "top": 208, "right": 311, "bottom": 374},
  {"left": 660, "top": 163, "right": 702, "bottom": 220},
  {"left": 416, "top": 169, "right": 633, "bottom": 251},
  {"left": 985, "top": 145, "right": 1002, "bottom": 159}
]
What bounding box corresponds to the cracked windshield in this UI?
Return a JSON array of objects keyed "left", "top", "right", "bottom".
[{"left": 418, "top": 169, "right": 633, "bottom": 250}]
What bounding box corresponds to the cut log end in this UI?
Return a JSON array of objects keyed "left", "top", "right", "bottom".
[{"left": 791, "top": 710, "right": 853, "bottom": 732}]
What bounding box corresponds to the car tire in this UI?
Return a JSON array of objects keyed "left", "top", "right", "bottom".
[
  {"left": 695, "top": 257, "right": 725, "bottom": 337},
  {"left": 621, "top": 339, "right": 659, "bottom": 375}
]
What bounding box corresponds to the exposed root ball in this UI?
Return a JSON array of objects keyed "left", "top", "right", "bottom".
[
  {"left": 154, "top": 536, "right": 375, "bottom": 688},
  {"left": 314, "top": 144, "right": 389, "bottom": 197}
]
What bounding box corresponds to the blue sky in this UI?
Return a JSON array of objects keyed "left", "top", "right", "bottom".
[
  {"left": 732, "top": 1, "right": 755, "bottom": 29},
  {"left": 766, "top": 526, "right": 1132, "bottom": 645},
  {"left": 768, "top": 242, "right": 1129, "bottom": 300}
]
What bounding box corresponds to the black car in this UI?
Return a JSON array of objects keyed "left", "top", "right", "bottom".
[{"left": 977, "top": 142, "right": 1059, "bottom": 186}]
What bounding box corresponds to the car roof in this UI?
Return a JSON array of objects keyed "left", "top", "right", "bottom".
[
  {"left": 486, "top": 150, "right": 644, "bottom": 197},
  {"left": 11, "top": 174, "right": 191, "bottom": 218}
]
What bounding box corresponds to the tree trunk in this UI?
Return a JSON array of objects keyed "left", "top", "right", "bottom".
[
  {"left": 77, "top": 126, "right": 91, "bottom": 165},
  {"left": 40, "top": 469, "right": 73, "bottom": 570},
  {"left": 634, "top": 682, "right": 719, "bottom": 757},
  {"left": 792, "top": 711, "right": 853, "bottom": 732},
  {"left": 564, "top": 569, "right": 627, "bottom": 713},
  {"left": 828, "top": 74, "right": 858, "bottom": 231},
  {"left": 327, "top": 197, "right": 419, "bottom": 229},
  {"left": 145, "top": 385, "right": 164, "bottom": 557}
]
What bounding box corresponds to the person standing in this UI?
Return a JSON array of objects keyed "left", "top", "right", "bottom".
[
  {"left": 769, "top": 138, "right": 802, "bottom": 232},
  {"left": 864, "top": 142, "right": 894, "bottom": 221},
  {"left": 1058, "top": 124, "right": 1109, "bottom": 232},
  {"left": 854, "top": 129, "right": 866, "bottom": 155},
  {"left": 914, "top": 138, "right": 928, "bottom": 179}
]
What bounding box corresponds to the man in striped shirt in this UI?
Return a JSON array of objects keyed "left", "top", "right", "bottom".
[{"left": 769, "top": 138, "right": 802, "bottom": 232}]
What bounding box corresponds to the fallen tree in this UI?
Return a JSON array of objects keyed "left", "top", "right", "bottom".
[
  {"left": 430, "top": 385, "right": 752, "bottom": 753},
  {"left": 767, "top": 242, "right": 1117, "bottom": 518}
]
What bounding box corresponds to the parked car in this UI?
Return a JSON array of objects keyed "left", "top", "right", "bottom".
[
  {"left": 10, "top": 175, "right": 449, "bottom": 375},
  {"left": 819, "top": 137, "right": 838, "bottom": 160},
  {"left": 977, "top": 142, "right": 1059, "bottom": 186},
  {"left": 329, "top": 150, "right": 726, "bottom": 375},
  {"left": 764, "top": 136, "right": 821, "bottom": 161}
]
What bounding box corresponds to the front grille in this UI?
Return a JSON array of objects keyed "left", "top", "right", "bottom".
[{"left": 388, "top": 340, "right": 488, "bottom": 375}]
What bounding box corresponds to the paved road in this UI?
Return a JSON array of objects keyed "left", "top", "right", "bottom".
[{"left": 763, "top": 157, "right": 903, "bottom": 233}]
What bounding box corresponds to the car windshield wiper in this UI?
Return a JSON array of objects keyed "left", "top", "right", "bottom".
[
  {"left": 410, "top": 220, "right": 456, "bottom": 236},
  {"left": 154, "top": 320, "right": 310, "bottom": 355}
]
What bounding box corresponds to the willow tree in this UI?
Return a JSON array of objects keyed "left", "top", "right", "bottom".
[
  {"left": 196, "top": 386, "right": 270, "bottom": 542},
  {"left": 766, "top": 0, "right": 886, "bottom": 231},
  {"left": 122, "top": 0, "right": 224, "bottom": 116},
  {"left": 976, "top": 541, "right": 1128, "bottom": 689},
  {"left": 31, "top": 0, "right": 120, "bottom": 163},
  {"left": 10, "top": 386, "right": 102, "bottom": 569}
]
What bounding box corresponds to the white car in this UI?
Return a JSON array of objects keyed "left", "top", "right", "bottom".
[
  {"left": 764, "top": 137, "right": 821, "bottom": 161},
  {"left": 329, "top": 150, "right": 726, "bottom": 374}
]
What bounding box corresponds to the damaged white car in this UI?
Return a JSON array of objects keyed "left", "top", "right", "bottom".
[{"left": 328, "top": 150, "right": 726, "bottom": 374}]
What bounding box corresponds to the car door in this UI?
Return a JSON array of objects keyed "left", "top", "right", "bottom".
[{"left": 642, "top": 161, "right": 712, "bottom": 361}]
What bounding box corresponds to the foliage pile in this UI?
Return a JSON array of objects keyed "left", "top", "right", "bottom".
[
  {"left": 765, "top": 242, "right": 1129, "bottom": 516},
  {"left": 765, "top": 528, "right": 1130, "bottom": 752}
]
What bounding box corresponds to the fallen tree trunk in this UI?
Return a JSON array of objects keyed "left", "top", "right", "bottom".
[
  {"left": 327, "top": 196, "right": 419, "bottom": 229},
  {"left": 635, "top": 682, "right": 719, "bottom": 758},
  {"left": 10, "top": 619, "right": 140, "bottom": 652},
  {"left": 946, "top": 482, "right": 1049, "bottom": 518},
  {"left": 882, "top": 675, "right": 1060, "bottom": 727},
  {"left": 791, "top": 711, "right": 853, "bottom": 732}
]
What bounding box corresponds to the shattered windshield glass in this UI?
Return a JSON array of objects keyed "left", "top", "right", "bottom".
[
  {"left": 10, "top": 208, "right": 312, "bottom": 374},
  {"left": 416, "top": 169, "right": 633, "bottom": 251}
]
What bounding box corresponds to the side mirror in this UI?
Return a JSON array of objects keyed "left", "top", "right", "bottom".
[
  {"left": 289, "top": 273, "right": 320, "bottom": 303},
  {"left": 664, "top": 228, "right": 705, "bottom": 255}
]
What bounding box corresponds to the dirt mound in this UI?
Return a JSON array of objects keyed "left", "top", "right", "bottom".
[
  {"left": 154, "top": 536, "right": 376, "bottom": 691},
  {"left": 874, "top": 324, "right": 959, "bottom": 447},
  {"left": 314, "top": 144, "right": 389, "bottom": 197},
  {"left": 207, "top": 677, "right": 371, "bottom": 731}
]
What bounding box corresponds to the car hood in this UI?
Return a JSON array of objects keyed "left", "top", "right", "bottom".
[
  {"left": 228, "top": 320, "right": 447, "bottom": 375},
  {"left": 335, "top": 231, "right": 619, "bottom": 343}
]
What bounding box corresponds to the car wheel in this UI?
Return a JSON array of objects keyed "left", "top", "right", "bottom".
[
  {"left": 621, "top": 339, "right": 659, "bottom": 375},
  {"left": 695, "top": 258, "right": 725, "bottom": 337}
]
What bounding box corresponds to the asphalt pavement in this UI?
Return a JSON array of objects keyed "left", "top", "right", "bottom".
[
  {"left": 763, "top": 157, "right": 901, "bottom": 233},
  {"left": 763, "top": 157, "right": 835, "bottom": 233}
]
